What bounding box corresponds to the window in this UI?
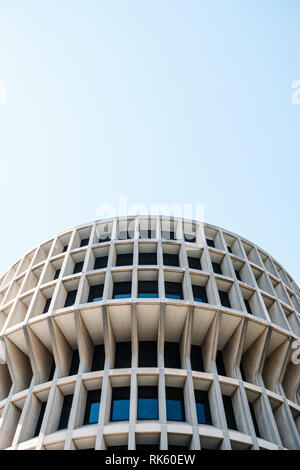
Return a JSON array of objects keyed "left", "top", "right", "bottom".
[
  {"left": 249, "top": 402, "right": 261, "bottom": 438},
  {"left": 139, "top": 252, "right": 157, "bottom": 265},
  {"left": 140, "top": 229, "right": 153, "bottom": 239},
  {"left": 116, "top": 253, "right": 133, "bottom": 266},
  {"left": 34, "top": 402, "right": 47, "bottom": 437},
  {"left": 244, "top": 299, "right": 252, "bottom": 314},
  {"left": 227, "top": 246, "right": 233, "bottom": 254},
  {"left": 206, "top": 238, "right": 215, "bottom": 248},
  {"left": 240, "top": 362, "right": 247, "bottom": 382},
  {"left": 138, "top": 281, "right": 158, "bottom": 298},
  {"left": 188, "top": 257, "right": 201, "bottom": 270},
  {"left": 212, "top": 262, "right": 222, "bottom": 275},
  {"left": 43, "top": 297, "right": 52, "bottom": 314},
  {"left": 218, "top": 290, "right": 231, "bottom": 308},
  {"left": 216, "top": 350, "right": 226, "bottom": 376},
  {"left": 113, "top": 281, "right": 131, "bottom": 299},
  {"left": 184, "top": 234, "right": 196, "bottom": 243},
  {"left": 119, "top": 231, "right": 132, "bottom": 240},
  {"left": 91, "top": 344, "right": 105, "bottom": 371},
  {"left": 138, "top": 341, "right": 157, "bottom": 367},
  {"left": 69, "top": 349, "right": 80, "bottom": 375},
  {"left": 162, "top": 230, "right": 175, "bottom": 240},
  {"left": 195, "top": 390, "right": 212, "bottom": 425},
  {"left": 88, "top": 284, "right": 104, "bottom": 303},
  {"left": 192, "top": 285, "right": 208, "bottom": 303},
  {"left": 166, "top": 387, "right": 185, "bottom": 421},
  {"left": 64, "top": 289, "right": 77, "bottom": 307},
  {"left": 163, "top": 253, "right": 180, "bottom": 267},
  {"left": 73, "top": 261, "right": 84, "bottom": 274},
  {"left": 62, "top": 245, "right": 68, "bottom": 253},
  {"left": 99, "top": 235, "right": 110, "bottom": 243},
  {"left": 191, "top": 345, "right": 204, "bottom": 372},
  {"left": 165, "top": 342, "right": 181, "bottom": 369},
  {"left": 58, "top": 394, "right": 73, "bottom": 430},
  {"left": 165, "top": 282, "right": 183, "bottom": 300},
  {"left": 54, "top": 269, "right": 61, "bottom": 280},
  {"left": 111, "top": 387, "right": 130, "bottom": 421},
  {"left": 80, "top": 238, "right": 89, "bottom": 247},
  {"left": 235, "top": 269, "right": 241, "bottom": 281},
  {"left": 222, "top": 395, "right": 237, "bottom": 430},
  {"left": 94, "top": 256, "right": 108, "bottom": 269},
  {"left": 48, "top": 360, "right": 55, "bottom": 381},
  {"left": 137, "top": 386, "right": 158, "bottom": 420},
  {"left": 115, "top": 342, "right": 131, "bottom": 368},
  {"left": 83, "top": 390, "right": 101, "bottom": 425}
]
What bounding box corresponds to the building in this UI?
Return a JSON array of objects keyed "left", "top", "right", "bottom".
[{"left": 0, "top": 216, "right": 299, "bottom": 450}]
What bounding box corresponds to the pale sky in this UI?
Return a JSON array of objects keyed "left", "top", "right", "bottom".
[{"left": 0, "top": 0, "right": 299, "bottom": 284}]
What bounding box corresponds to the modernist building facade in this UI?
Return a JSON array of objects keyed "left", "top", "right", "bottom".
[{"left": 0, "top": 216, "right": 299, "bottom": 450}]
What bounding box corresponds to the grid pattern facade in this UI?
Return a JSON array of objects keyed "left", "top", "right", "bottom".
[{"left": 0, "top": 216, "right": 299, "bottom": 450}]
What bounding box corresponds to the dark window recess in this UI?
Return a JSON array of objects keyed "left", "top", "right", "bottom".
[
  {"left": 88, "top": 285, "right": 104, "bottom": 303},
  {"left": 98, "top": 235, "right": 110, "bottom": 243},
  {"left": 212, "top": 262, "right": 222, "bottom": 275},
  {"left": 244, "top": 299, "right": 252, "bottom": 314},
  {"left": 227, "top": 246, "right": 233, "bottom": 254},
  {"left": 162, "top": 230, "right": 175, "bottom": 240},
  {"left": 188, "top": 257, "right": 201, "bottom": 270},
  {"left": 110, "top": 387, "right": 130, "bottom": 421},
  {"left": 249, "top": 402, "right": 261, "bottom": 438},
  {"left": 184, "top": 234, "right": 196, "bottom": 243},
  {"left": 43, "top": 298, "right": 52, "bottom": 314},
  {"left": 206, "top": 238, "right": 215, "bottom": 248},
  {"left": 94, "top": 256, "right": 108, "bottom": 269},
  {"left": 69, "top": 350, "right": 80, "bottom": 375},
  {"left": 58, "top": 394, "right": 73, "bottom": 430},
  {"left": 216, "top": 350, "right": 227, "bottom": 376},
  {"left": 48, "top": 360, "right": 56, "bottom": 381},
  {"left": 166, "top": 387, "right": 185, "bottom": 421},
  {"left": 191, "top": 345, "right": 204, "bottom": 372},
  {"left": 165, "top": 282, "right": 183, "bottom": 300},
  {"left": 137, "top": 386, "right": 158, "bottom": 420},
  {"left": 113, "top": 281, "right": 132, "bottom": 299},
  {"left": 91, "top": 344, "right": 105, "bottom": 372},
  {"left": 83, "top": 389, "right": 101, "bottom": 425},
  {"left": 62, "top": 245, "right": 68, "bottom": 253},
  {"left": 218, "top": 290, "right": 231, "bottom": 308},
  {"left": 115, "top": 342, "right": 131, "bottom": 368},
  {"left": 235, "top": 270, "right": 241, "bottom": 281},
  {"left": 163, "top": 253, "right": 180, "bottom": 267},
  {"left": 54, "top": 269, "right": 61, "bottom": 280},
  {"left": 192, "top": 285, "right": 208, "bottom": 303},
  {"left": 138, "top": 341, "right": 157, "bottom": 367},
  {"left": 222, "top": 395, "right": 237, "bottom": 430},
  {"left": 64, "top": 290, "right": 77, "bottom": 307},
  {"left": 73, "top": 261, "right": 84, "bottom": 274},
  {"left": 116, "top": 253, "right": 133, "bottom": 266},
  {"left": 240, "top": 362, "right": 247, "bottom": 382},
  {"left": 139, "top": 252, "right": 157, "bottom": 265},
  {"left": 165, "top": 342, "right": 181, "bottom": 369},
  {"left": 140, "top": 229, "right": 153, "bottom": 239},
  {"left": 80, "top": 238, "right": 89, "bottom": 247},
  {"left": 138, "top": 281, "right": 158, "bottom": 298},
  {"left": 195, "top": 390, "right": 212, "bottom": 425},
  {"left": 34, "top": 402, "right": 47, "bottom": 437}
]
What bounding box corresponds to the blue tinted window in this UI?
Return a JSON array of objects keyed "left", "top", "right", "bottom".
[
  {"left": 114, "top": 294, "right": 131, "bottom": 299},
  {"left": 111, "top": 399, "right": 130, "bottom": 421},
  {"left": 165, "top": 294, "right": 180, "bottom": 299},
  {"left": 138, "top": 293, "right": 158, "bottom": 298},
  {"left": 194, "top": 297, "right": 204, "bottom": 303},
  {"left": 137, "top": 398, "right": 158, "bottom": 420},
  {"left": 166, "top": 400, "right": 183, "bottom": 421},
  {"left": 196, "top": 403, "right": 207, "bottom": 424},
  {"left": 89, "top": 402, "right": 100, "bottom": 424},
  {"left": 93, "top": 297, "right": 103, "bottom": 302}
]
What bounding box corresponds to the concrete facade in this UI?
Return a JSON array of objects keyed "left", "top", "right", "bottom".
[{"left": 0, "top": 216, "right": 299, "bottom": 450}]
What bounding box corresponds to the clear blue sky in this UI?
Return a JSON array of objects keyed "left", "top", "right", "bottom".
[{"left": 0, "top": 0, "right": 299, "bottom": 285}]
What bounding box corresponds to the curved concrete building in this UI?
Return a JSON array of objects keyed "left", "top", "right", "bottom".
[{"left": 0, "top": 216, "right": 299, "bottom": 450}]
